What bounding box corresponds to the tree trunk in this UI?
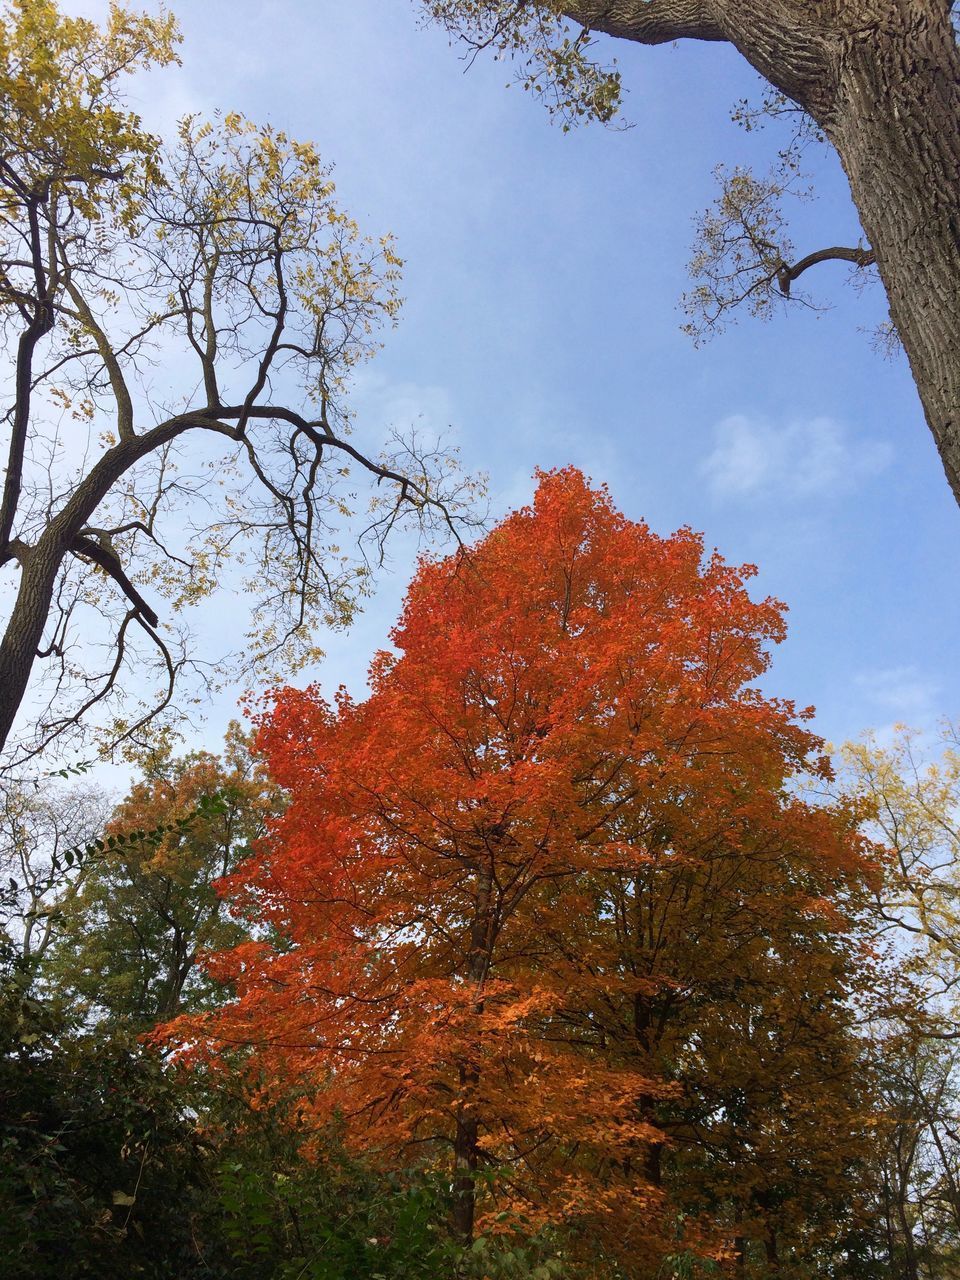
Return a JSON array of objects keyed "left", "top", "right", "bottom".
[
  {"left": 0, "top": 420, "right": 189, "bottom": 758},
  {"left": 563, "top": 2, "right": 960, "bottom": 508},
  {"left": 0, "top": 537, "right": 68, "bottom": 753},
  {"left": 764, "top": 1227, "right": 779, "bottom": 1272},
  {"left": 894, "top": 1131, "right": 922, "bottom": 1280},
  {"left": 824, "top": 6, "right": 960, "bottom": 504},
  {"left": 452, "top": 1070, "right": 480, "bottom": 1244},
  {"left": 733, "top": 1213, "right": 747, "bottom": 1277},
  {"left": 633, "top": 991, "right": 664, "bottom": 1188},
  {"left": 449, "top": 855, "right": 496, "bottom": 1243}
]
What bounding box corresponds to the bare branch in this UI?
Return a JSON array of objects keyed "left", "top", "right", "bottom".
[
  {"left": 68, "top": 534, "right": 160, "bottom": 629},
  {"left": 777, "top": 244, "right": 876, "bottom": 297},
  {"left": 682, "top": 163, "right": 876, "bottom": 343}
]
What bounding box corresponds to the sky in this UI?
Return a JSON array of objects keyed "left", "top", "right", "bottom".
[{"left": 51, "top": 0, "right": 960, "bottom": 765}]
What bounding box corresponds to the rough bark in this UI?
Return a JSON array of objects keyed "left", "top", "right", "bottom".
[
  {"left": 825, "top": 6, "right": 960, "bottom": 502},
  {"left": 0, "top": 417, "right": 199, "bottom": 753},
  {"left": 562, "top": 0, "right": 960, "bottom": 505}
]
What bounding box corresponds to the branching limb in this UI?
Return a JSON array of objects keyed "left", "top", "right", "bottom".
[
  {"left": 217, "top": 404, "right": 462, "bottom": 534},
  {"left": 0, "top": 196, "right": 58, "bottom": 559},
  {"left": 777, "top": 244, "right": 876, "bottom": 297},
  {"left": 68, "top": 535, "right": 160, "bottom": 630},
  {"left": 0, "top": 104, "right": 481, "bottom": 765},
  {"left": 61, "top": 273, "right": 136, "bottom": 441},
  {"left": 682, "top": 163, "right": 877, "bottom": 342}
]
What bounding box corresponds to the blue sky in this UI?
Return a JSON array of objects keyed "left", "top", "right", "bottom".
[{"left": 64, "top": 0, "right": 960, "bottom": 755}]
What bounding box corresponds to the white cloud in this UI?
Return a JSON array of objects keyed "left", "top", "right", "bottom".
[
  {"left": 855, "top": 665, "right": 939, "bottom": 716},
  {"left": 701, "top": 413, "right": 892, "bottom": 501},
  {"left": 349, "top": 370, "right": 458, "bottom": 447}
]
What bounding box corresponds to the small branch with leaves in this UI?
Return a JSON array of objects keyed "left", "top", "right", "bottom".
[{"left": 681, "top": 164, "right": 878, "bottom": 344}]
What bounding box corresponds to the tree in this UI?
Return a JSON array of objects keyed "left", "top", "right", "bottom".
[
  {"left": 0, "top": 1, "right": 476, "bottom": 769},
  {"left": 837, "top": 726, "right": 960, "bottom": 1277},
  {"left": 566, "top": 838, "right": 879, "bottom": 1275},
  {"left": 0, "top": 773, "right": 110, "bottom": 962},
  {"left": 2, "top": 915, "right": 473, "bottom": 1279},
  {"left": 0, "top": 763, "right": 466, "bottom": 1276},
  {"left": 421, "top": 2, "right": 960, "bottom": 509},
  {"left": 865, "top": 1032, "right": 960, "bottom": 1279},
  {"left": 45, "top": 727, "right": 279, "bottom": 1028},
  {"left": 167, "top": 468, "right": 874, "bottom": 1274},
  {"left": 839, "top": 725, "right": 960, "bottom": 1013},
  {"left": 0, "top": 946, "right": 217, "bottom": 1279}
]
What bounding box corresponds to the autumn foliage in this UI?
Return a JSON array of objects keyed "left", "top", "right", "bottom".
[
  {"left": 47, "top": 728, "right": 278, "bottom": 1027},
  {"left": 168, "top": 469, "right": 875, "bottom": 1273}
]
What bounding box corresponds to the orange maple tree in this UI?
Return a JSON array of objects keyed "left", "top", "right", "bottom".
[{"left": 166, "top": 469, "right": 874, "bottom": 1271}]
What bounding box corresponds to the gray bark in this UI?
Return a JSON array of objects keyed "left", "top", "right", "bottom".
[{"left": 563, "top": 1, "right": 960, "bottom": 505}]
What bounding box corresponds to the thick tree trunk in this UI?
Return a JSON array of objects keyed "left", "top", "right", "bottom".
[
  {"left": 824, "top": 7, "right": 960, "bottom": 504},
  {"left": 564, "top": 1, "right": 960, "bottom": 508}
]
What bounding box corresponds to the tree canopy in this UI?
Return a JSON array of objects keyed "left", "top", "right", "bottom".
[
  {"left": 0, "top": 0, "right": 477, "bottom": 769},
  {"left": 1, "top": 3, "right": 957, "bottom": 1276},
  {"left": 166, "top": 469, "right": 876, "bottom": 1273}
]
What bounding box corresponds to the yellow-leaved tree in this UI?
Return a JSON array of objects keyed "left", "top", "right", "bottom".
[
  {"left": 839, "top": 726, "right": 960, "bottom": 1278},
  {"left": 0, "top": 0, "right": 478, "bottom": 770}
]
